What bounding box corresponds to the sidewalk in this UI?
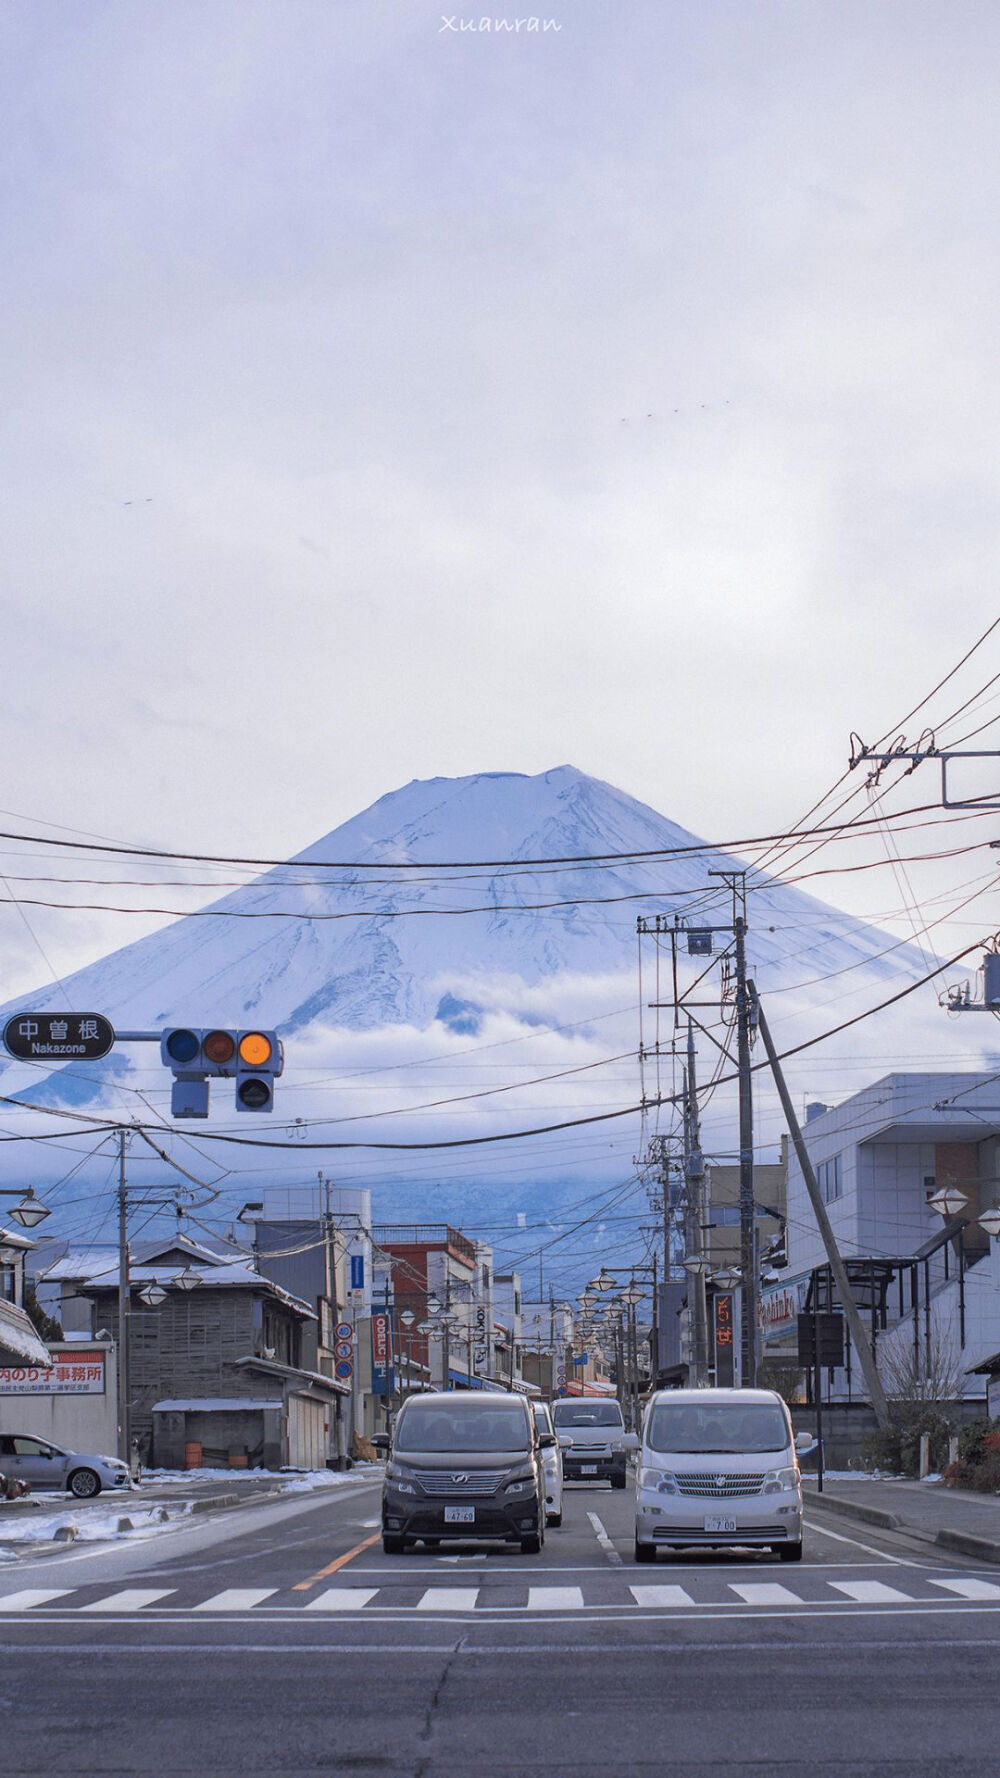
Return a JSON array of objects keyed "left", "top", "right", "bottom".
[{"left": 804, "top": 1475, "right": 1000, "bottom": 1563}]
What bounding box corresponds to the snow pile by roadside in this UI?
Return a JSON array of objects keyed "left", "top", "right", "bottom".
[{"left": 0, "top": 1502, "right": 175, "bottom": 1546}]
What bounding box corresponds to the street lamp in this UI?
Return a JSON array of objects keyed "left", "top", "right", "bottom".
[
  {"left": 172, "top": 1265, "right": 202, "bottom": 1292},
  {"left": 136, "top": 1281, "right": 168, "bottom": 1307},
  {"left": 979, "top": 1208, "right": 1000, "bottom": 1239},
  {"left": 400, "top": 1308, "right": 416, "bottom": 1396},
  {"left": 0, "top": 1187, "right": 51, "bottom": 1229},
  {"left": 928, "top": 1186, "right": 970, "bottom": 1218},
  {"left": 683, "top": 1256, "right": 711, "bottom": 1276}
]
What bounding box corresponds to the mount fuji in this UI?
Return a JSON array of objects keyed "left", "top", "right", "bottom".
[{"left": 0, "top": 767, "right": 964, "bottom": 1241}]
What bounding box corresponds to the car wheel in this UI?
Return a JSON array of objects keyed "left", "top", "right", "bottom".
[
  {"left": 382, "top": 1534, "right": 405, "bottom": 1555},
  {"left": 611, "top": 1472, "right": 627, "bottom": 1490},
  {"left": 777, "top": 1542, "right": 803, "bottom": 1563},
  {"left": 634, "top": 1538, "right": 656, "bottom": 1563},
  {"left": 520, "top": 1531, "right": 543, "bottom": 1554},
  {"left": 546, "top": 1510, "right": 562, "bottom": 1528},
  {"left": 68, "top": 1468, "right": 101, "bottom": 1499}
]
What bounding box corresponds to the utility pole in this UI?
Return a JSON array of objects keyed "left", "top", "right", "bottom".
[
  {"left": 684, "top": 1021, "right": 709, "bottom": 1386},
  {"left": 733, "top": 912, "right": 758, "bottom": 1387},
  {"left": 750, "top": 985, "right": 891, "bottom": 1430},
  {"left": 116, "top": 1128, "right": 130, "bottom": 1463}
]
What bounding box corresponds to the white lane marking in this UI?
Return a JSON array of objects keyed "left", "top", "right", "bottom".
[
  {"left": 528, "top": 1586, "right": 585, "bottom": 1610},
  {"left": 586, "top": 1511, "right": 623, "bottom": 1567},
  {"left": 0, "top": 1588, "right": 73, "bottom": 1610},
  {"left": 82, "top": 1589, "right": 175, "bottom": 1613},
  {"left": 628, "top": 1585, "right": 695, "bottom": 1608},
  {"left": 305, "top": 1589, "right": 379, "bottom": 1612},
  {"left": 194, "top": 1589, "right": 277, "bottom": 1611},
  {"left": 729, "top": 1583, "right": 805, "bottom": 1606},
  {"left": 439, "top": 1555, "right": 486, "bottom": 1564},
  {"left": 417, "top": 1588, "right": 480, "bottom": 1612},
  {"left": 829, "top": 1580, "right": 912, "bottom": 1604},
  {"left": 929, "top": 1577, "right": 1000, "bottom": 1601},
  {"left": 804, "top": 1516, "right": 916, "bottom": 1565}
]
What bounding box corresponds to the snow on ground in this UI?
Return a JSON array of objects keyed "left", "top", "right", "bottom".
[{"left": 0, "top": 1466, "right": 377, "bottom": 1552}]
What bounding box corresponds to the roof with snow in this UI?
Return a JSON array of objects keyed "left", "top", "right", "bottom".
[{"left": 0, "top": 1300, "right": 51, "bottom": 1367}]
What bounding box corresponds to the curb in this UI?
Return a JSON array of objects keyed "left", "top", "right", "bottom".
[
  {"left": 804, "top": 1491, "right": 901, "bottom": 1531},
  {"left": 935, "top": 1527, "right": 1000, "bottom": 1565}
]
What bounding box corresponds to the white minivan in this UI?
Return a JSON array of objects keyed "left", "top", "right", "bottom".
[{"left": 634, "top": 1387, "right": 808, "bottom": 1564}]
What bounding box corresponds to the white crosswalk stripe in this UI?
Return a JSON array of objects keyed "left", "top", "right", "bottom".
[
  {"left": 305, "top": 1589, "right": 379, "bottom": 1612},
  {"left": 4, "top": 1575, "right": 1000, "bottom": 1616},
  {"left": 628, "top": 1585, "right": 696, "bottom": 1608},
  {"left": 828, "top": 1580, "right": 912, "bottom": 1604},
  {"left": 0, "top": 1589, "right": 73, "bottom": 1611},
  {"left": 194, "top": 1589, "right": 277, "bottom": 1611},
  {"left": 82, "top": 1589, "right": 175, "bottom": 1613},
  {"left": 927, "top": 1577, "right": 1000, "bottom": 1601},
  {"left": 729, "top": 1583, "right": 806, "bottom": 1606}
]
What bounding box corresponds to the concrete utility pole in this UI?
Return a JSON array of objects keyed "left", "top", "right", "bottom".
[
  {"left": 733, "top": 914, "right": 759, "bottom": 1387},
  {"left": 116, "top": 1128, "right": 130, "bottom": 1463},
  {"left": 750, "top": 986, "right": 891, "bottom": 1431},
  {"left": 684, "top": 1021, "right": 709, "bottom": 1386}
]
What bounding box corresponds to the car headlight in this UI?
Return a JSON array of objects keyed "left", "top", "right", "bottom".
[
  {"left": 638, "top": 1467, "right": 678, "bottom": 1494},
  {"left": 504, "top": 1477, "right": 535, "bottom": 1496},
  {"left": 762, "top": 1466, "right": 799, "bottom": 1495},
  {"left": 386, "top": 1466, "right": 418, "bottom": 1496}
]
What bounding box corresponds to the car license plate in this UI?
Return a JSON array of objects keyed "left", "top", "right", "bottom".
[
  {"left": 444, "top": 1506, "right": 475, "bottom": 1524},
  {"left": 704, "top": 1515, "right": 737, "bottom": 1533},
  {"left": 580, "top": 1464, "right": 598, "bottom": 1475}
]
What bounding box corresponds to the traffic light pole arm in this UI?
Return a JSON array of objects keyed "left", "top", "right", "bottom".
[{"left": 749, "top": 985, "right": 891, "bottom": 1432}]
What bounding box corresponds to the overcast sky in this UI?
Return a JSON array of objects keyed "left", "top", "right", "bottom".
[{"left": 2, "top": 0, "right": 1000, "bottom": 990}]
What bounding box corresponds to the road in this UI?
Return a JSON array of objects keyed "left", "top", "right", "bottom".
[{"left": 2, "top": 1472, "right": 999, "bottom": 1775}]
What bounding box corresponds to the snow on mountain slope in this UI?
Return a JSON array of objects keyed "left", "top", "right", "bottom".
[{"left": 0, "top": 765, "right": 922, "bottom": 1044}]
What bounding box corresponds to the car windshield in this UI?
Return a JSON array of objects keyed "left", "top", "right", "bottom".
[
  {"left": 552, "top": 1402, "right": 623, "bottom": 1428},
  {"left": 394, "top": 1404, "right": 530, "bottom": 1454},
  {"left": 645, "top": 1402, "right": 789, "bottom": 1455}
]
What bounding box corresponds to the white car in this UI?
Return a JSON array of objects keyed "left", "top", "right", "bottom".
[{"left": 533, "top": 1403, "right": 563, "bottom": 1526}]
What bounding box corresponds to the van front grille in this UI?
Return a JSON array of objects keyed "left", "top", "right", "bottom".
[
  {"left": 413, "top": 1469, "right": 506, "bottom": 1497},
  {"left": 674, "top": 1473, "right": 766, "bottom": 1498}
]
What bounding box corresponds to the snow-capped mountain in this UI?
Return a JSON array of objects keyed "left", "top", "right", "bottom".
[
  {"left": 0, "top": 766, "right": 920, "bottom": 1047},
  {"left": 0, "top": 766, "right": 967, "bottom": 1245}
]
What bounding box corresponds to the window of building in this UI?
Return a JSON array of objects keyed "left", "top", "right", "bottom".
[{"left": 817, "top": 1154, "right": 843, "bottom": 1203}]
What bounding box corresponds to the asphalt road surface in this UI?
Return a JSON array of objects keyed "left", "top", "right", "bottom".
[{"left": 2, "top": 1473, "right": 999, "bottom": 1776}]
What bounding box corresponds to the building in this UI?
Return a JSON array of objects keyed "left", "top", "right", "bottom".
[
  {"left": 0, "top": 1225, "right": 50, "bottom": 1370},
  {"left": 34, "top": 1232, "right": 347, "bottom": 1468},
  {"left": 781, "top": 1072, "right": 1000, "bottom": 1402},
  {"left": 375, "top": 1224, "right": 495, "bottom": 1390}
]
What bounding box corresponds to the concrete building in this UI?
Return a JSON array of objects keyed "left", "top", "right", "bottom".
[{"left": 781, "top": 1072, "right": 1000, "bottom": 1402}]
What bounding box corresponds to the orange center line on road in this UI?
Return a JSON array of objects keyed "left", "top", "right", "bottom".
[{"left": 292, "top": 1531, "right": 383, "bottom": 1592}]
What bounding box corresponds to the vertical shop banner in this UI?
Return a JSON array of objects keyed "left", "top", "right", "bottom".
[
  {"left": 714, "top": 1294, "right": 736, "bottom": 1387},
  {"left": 371, "top": 1312, "right": 394, "bottom": 1396}
]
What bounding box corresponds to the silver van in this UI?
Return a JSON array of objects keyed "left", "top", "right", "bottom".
[{"left": 634, "top": 1386, "right": 808, "bottom": 1563}]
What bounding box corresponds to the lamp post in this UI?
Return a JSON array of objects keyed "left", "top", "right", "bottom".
[
  {"left": 0, "top": 1187, "right": 51, "bottom": 1229},
  {"left": 400, "top": 1308, "right": 415, "bottom": 1397}
]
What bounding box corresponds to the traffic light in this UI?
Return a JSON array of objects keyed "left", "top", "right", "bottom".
[
  {"left": 160, "top": 1028, "right": 283, "bottom": 1116},
  {"left": 235, "top": 1029, "right": 283, "bottom": 1113}
]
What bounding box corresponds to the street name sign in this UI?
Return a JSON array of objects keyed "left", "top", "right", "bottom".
[{"left": 3, "top": 1013, "right": 115, "bottom": 1061}]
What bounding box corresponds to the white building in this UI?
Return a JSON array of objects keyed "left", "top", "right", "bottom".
[{"left": 784, "top": 1072, "right": 1000, "bottom": 1399}]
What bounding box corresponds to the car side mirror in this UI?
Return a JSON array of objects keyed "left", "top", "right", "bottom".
[
  {"left": 370, "top": 1434, "right": 390, "bottom": 1452},
  {"left": 557, "top": 1433, "right": 572, "bottom": 1449},
  {"left": 622, "top": 1433, "right": 640, "bottom": 1453},
  {"left": 537, "top": 1432, "right": 556, "bottom": 1449},
  {"left": 795, "top": 1432, "right": 815, "bottom": 1453}
]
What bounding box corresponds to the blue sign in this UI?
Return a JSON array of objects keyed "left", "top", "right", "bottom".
[
  {"left": 350, "top": 1254, "right": 365, "bottom": 1291},
  {"left": 335, "top": 1358, "right": 354, "bottom": 1381}
]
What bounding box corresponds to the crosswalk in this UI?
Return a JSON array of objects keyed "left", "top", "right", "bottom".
[{"left": 2, "top": 1575, "right": 1000, "bottom": 1616}]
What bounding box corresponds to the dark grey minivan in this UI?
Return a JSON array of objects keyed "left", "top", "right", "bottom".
[{"left": 373, "top": 1391, "right": 554, "bottom": 1555}]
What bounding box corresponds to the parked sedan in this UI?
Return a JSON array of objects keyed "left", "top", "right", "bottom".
[{"left": 0, "top": 1433, "right": 131, "bottom": 1498}]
